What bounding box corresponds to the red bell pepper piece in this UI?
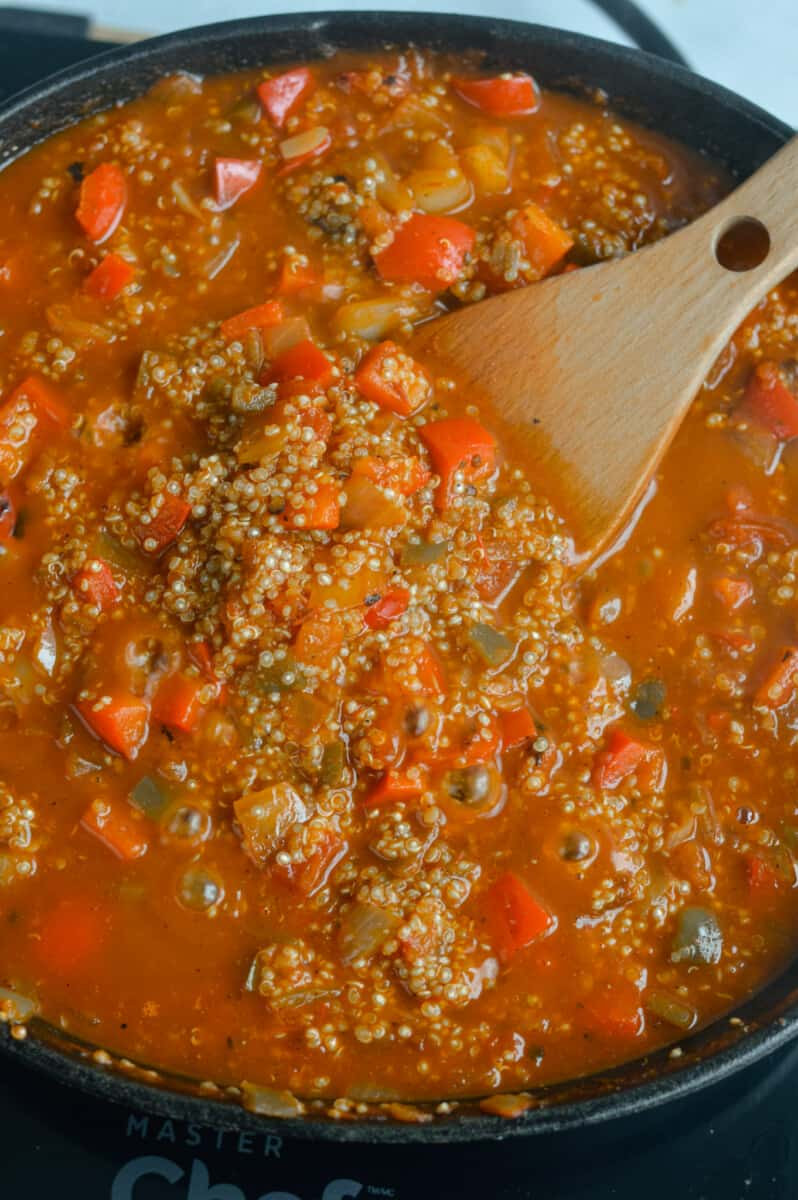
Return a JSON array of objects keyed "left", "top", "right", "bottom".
[
  {"left": 81, "top": 797, "right": 149, "bottom": 861},
  {"left": 583, "top": 981, "right": 645, "bottom": 1039},
  {"left": 365, "top": 769, "right": 425, "bottom": 810},
  {"left": 592, "top": 729, "right": 665, "bottom": 791},
  {"left": 739, "top": 361, "right": 798, "bottom": 441},
  {"left": 419, "top": 418, "right": 497, "bottom": 510},
  {"left": 153, "top": 673, "right": 206, "bottom": 734},
  {"left": 84, "top": 252, "right": 135, "bottom": 300},
  {"left": 214, "top": 157, "right": 262, "bottom": 209},
  {"left": 499, "top": 707, "right": 538, "bottom": 750},
  {"left": 76, "top": 691, "right": 150, "bottom": 760},
  {"left": 351, "top": 455, "right": 430, "bottom": 497},
  {"left": 72, "top": 558, "right": 119, "bottom": 612},
  {"left": 271, "top": 339, "right": 334, "bottom": 387},
  {"left": 283, "top": 479, "right": 341, "bottom": 531},
  {"left": 76, "top": 163, "right": 127, "bottom": 243},
  {"left": 486, "top": 871, "right": 553, "bottom": 964},
  {"left": 354, "top": 341, "right": 431, "bottom": 417},
  {"left": 452, "top": 73, "right": 540, "bottom": 117},
  {"left": 220, "top": 300, "right": 284, "bottom": 342},
  {"left": 135, "top": 492, "right": 191, "bottom": 555},
  {"left": 374, "top": 213, "right": 476, "bottom": 292},
  {"left": 257, "top": 67, "right": 314, "bottom": 128},
  {"left": 364, "top": 587, "right": 410, "bottom": 630}
]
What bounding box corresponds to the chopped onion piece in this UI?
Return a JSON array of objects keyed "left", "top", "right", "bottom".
[
  {"left": 646, "top": 989, "right": 697, "bottom": 1031},
  {"left": 240, "top": 1081, "right": 304, "bottom": 1117},
  {"left": 171, "top": 179, "right": 204, "bottom": 218},
  {"left": 339, "top": 901, "right": 400, "bottom": 963},
  {"left": 278, "top": 126, "right": 329, "bottom": 161},
  {"left": 334, "top": 297, "right": 414, "bottom": 340},
  {"left": 203, "top": 236, "right": 240, "bottom": 280},
  {"left": 0, "top": 986, "right": 37, "bottom": 1023}
]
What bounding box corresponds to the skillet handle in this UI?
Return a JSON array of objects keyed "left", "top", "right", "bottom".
[{"left": 587, "top": 0, "right": 688, "bottom": 66}]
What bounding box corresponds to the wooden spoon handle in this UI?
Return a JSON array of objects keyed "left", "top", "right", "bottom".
[{"left": 676, "top": 135, "right": 798, "bottom": 309}]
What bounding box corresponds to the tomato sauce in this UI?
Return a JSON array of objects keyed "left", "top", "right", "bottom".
[{"left": 0, "top": 49, "right": 796, "bottom": 1116}]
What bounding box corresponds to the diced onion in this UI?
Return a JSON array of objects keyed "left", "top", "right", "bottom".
[
  {"left": 33, "top": 622, "right": 57, "bottom": 677},
  {"left": 203, "top": 237, "right": 240, "bottom": 280},
  {"left": 278, "top": 126, "right": 329, "bottom": 161},
  {"left": 171, "top": 179, "right": 204, "bottom": 219},
  {"left": 240, "top": 1082, "right": 304, "bottom": 1118},
  {"left": 408, "top": 167, "right": 472, "bottom": 214},
  {"left": 262, "top": 316, "right": 310, "bottom": 359},
  {"left": 646, "top": 989, "right": 697, "bottom": 1031},
  {"left": 339, "top": 901, "right": 400, "bottom": 963},
  {"left": 0, "top": 986, "right": 37, "bottom": 1023},
  {"left": 334, "top": 297, "right": 413, "bottom": 341}
]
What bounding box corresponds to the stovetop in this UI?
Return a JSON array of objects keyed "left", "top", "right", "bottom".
[{"left": 1, "top": 15, "right": 798, "bottom": 1199}]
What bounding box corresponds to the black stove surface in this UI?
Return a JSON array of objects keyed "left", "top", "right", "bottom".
[{"left": 0, "top": 18, "right": 796, "bottom": 1199}]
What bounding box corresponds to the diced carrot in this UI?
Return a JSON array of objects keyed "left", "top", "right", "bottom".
[
  {"left": 712, "top": 576, "right": 753, "bottom": 610},
  {"left": 135, "top": 492, "right": 191, "bottom": 555},
  {"left": 84, "top": 252, "right": 135, "bottom": 301},
  {"left": 0, "top": 489, "right": 16, "bottom": 540},
  {"left": 81, "top": 796, "right": 149, "bottom": 861},
  {"left": 500, "top": 706, "right": 538, "bottom": 750},
  {"left": 486, "top": 871, "right": 552, "bottom": 964},
  {"left": 365, "top": 769, "right": 425, "bottom": 810},
  {"left": 277, "top": 253, "right": 320, "bottom": 295},
  {"left": 277, "top": 130, "right": 332, "bottom": 176},
  {"left": 419, "top": 418, "right": 497, "bottom": 510},
  {"left": 271, "top": 339, "right": 334, "bottom": 387},
  {"left": 36, "top": 898, "right": 107, "bottom": 973},
  {"left": 740, "top": 361, "right": 798, "bottom": 441},
  {"left": 592, "top": 729, "right": 654, "bottom": 790},
  {"left": 510, "top": 203, "right": 574, "bottom": 279},
  {"left": 283, "top": 479, "right": 341, "bottom": 531},
  {"left": 354, "top": 341, "right": 432, "bottom": 416},
  {"left": 282, "top": 830, "right": 347, "bottom": 896},
  {"left": 257, "top": 67, "right": 314, "bottom": 128},
  {"left": 153, "top": 673, "right": 206, "bottom": 733},
  {"left": 294, "top": 610, "right": 345, "bottom": 664},
  {"left": 374, "top": 213, "right": 476, "bottom": 292},
  {"left": 72, "top": 558, "right": 119, "bottom": 612},
  {"left": 364, "top": 587, "right": 410, "bottom": 630},
  {"left": 76, "top": 691, "right": 150, "bottom": 760},
  {"left": 351, "top": 455, "right": 430, "bottom": 497},
  {"left": 76, "top": 163, "right": 127, "bottom": 243},
  {"left": 755, "top": 647, "right": 798, "bottom": 709},
  {"left": 583, "top": 981, "right": 645, "bottom": 1039},
  {"left": 214, "top": 157, "right": 262, "bottom": 209},
  {"left": 220, "top": 300, "right": 284, "bottom": 342},
  {"left": 452, "top": 74, "right": 540, "bottom": 118}
]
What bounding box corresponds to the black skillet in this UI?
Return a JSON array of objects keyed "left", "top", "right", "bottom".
[{"left": 0, "top": 7, "right": 793, "bottom": 1146}]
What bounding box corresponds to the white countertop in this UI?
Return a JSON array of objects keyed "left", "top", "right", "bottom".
[{"left": 18, "top": 0, "right": 798, "bottom": 126}]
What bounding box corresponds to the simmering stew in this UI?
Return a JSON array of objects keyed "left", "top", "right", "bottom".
[{"left": 0, "top": 49, "right": 797, "bottom": 1118}]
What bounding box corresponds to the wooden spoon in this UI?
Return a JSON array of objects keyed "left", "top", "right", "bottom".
[{"left": 414, "top": 136, "right": 798, "bottom": 562}]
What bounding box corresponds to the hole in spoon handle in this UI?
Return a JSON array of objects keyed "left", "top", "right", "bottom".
[{"left": 714, "top": 217, "right": 771, "bottom": 272}]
